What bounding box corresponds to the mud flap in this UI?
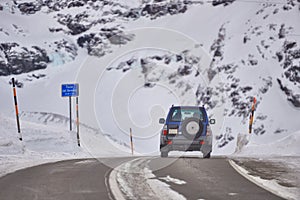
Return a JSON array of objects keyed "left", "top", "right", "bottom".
[{"left": 200, "top": 136, "right": 212, "bottom": 155}]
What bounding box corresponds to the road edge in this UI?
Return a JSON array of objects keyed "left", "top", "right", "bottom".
[
  {"left": 108, "top": 167, "right": 126, "bottom": 200},
  {"left": 228, "top": 159, "right": 294, "bottom": 200},
  {"left": 108, "top": 158, "right": 142, "bottom": 200}
]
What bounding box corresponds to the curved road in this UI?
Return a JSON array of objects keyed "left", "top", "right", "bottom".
[{"left": 0, "top": 157, "right": 283, "bottom": 200}]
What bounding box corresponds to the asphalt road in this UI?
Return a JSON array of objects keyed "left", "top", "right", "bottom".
[
  {"left": 149, "top": 157, "right": 284, "bottom": 200},
  {"left": 0, "top": 157, "right": 284, "bottom": 200},
  {"left": 0, "top": 159, "right": 112, "bottom": 200}
]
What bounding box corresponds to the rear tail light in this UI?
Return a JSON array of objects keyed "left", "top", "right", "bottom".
[
  {"left": 206, "top": 126, "right": 212, "bottom": 136},
  {"left": 167, "top": 140, "right": 173, "bottom": 145},
  {"left": 200, "top": 141, "right": 205, "bottom": 145},
  {"left": 163, "top": 125, "right": 168, "bottom": 136},
  {"left": 163, "top": 130, "right": 168, "bottom": 135}
]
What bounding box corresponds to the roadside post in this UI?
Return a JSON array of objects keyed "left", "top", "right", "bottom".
[
  {"left": 61, "top": 83, "right": 80, "bottom": 146},
  {"left": 69, "top": 96, "right": 72, "bottom": 131},
  {"left": 76, "top": 96, "right": 80, "bottom": 147},
  {"left": 11, "top": 78, "right": 22, "bottom": 141},
  {"left": 61, "top": 83, "right": 79, "bottom": 130},
  {"left": 248, "top": 97, "right": 257, "bottom": 134},
  {"left": 130, "top": 128, "right": 134, "bottom": 155}
]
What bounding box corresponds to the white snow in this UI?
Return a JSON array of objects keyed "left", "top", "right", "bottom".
[
  {"left": 159, "top": 175, "right": 187, "bottom": 185},
  {"left": 0, "top": 112, "right": 132, "bottom": 178},
  {"left": 237, "top": 130, "right": 300, "bottom": 157},
  {"left": 110, "top": 157, "right": 186, "bottom": 200},
  {"left": 234, "top": 131, "right": 300, "bottom": 157}
]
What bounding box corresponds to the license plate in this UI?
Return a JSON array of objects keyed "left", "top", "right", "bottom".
[{"left": 168, "top": 129, "right": 178, "bottom": 135}]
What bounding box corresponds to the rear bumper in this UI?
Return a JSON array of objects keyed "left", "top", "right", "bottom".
[{"left": 160, "top": 136, "right": 212, "bottom": 153}]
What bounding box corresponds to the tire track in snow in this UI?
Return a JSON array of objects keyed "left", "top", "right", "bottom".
[{"left": 109, "top": 157, "right": 186, "bottom": 200}]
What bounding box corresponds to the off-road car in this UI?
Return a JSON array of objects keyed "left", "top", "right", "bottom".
[{"left": 159, "top": 106, "right": 215, "bottom": 158}]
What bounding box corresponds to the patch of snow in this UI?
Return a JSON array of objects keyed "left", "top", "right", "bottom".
[
  {"left": 110, "top": 157, "right": 186, "bottom": 200},
  {"left": 159, "top": 175, "right": 187, "bottom": 185},
  {"left": 146, "top": 177, "right": 187, "bottom": 200},
  {"left": 74, "top": 160, "right": 96, "bottom": 165},
  {"left": 0, "top": 112, "right": 132, "bottom": 178},
  {"left": 229, "top": 159, "right": 300, "bottom": 200},
  {"left": 237, "top": 130, "right": 300, "bottom": 157}
]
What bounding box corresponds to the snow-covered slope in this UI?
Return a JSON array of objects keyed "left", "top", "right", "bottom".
[
  {"left": 0, "top": 111, "right": 134, "bottom": 176},
  {"left": 0, "top": 0, "right": 299, "bottom": 156},
  {"left": 0, "top": 112, "right": 85, "bottom": 176},
  {"left": 236, "top": 130, "right": 300, "bottom": 156}
]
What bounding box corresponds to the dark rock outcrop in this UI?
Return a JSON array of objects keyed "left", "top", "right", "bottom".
[
  {"left": 212, "top": 0, "right": 235, "bottom": 6},
  {"left": 0, "top": 43, "right": 50, "bottom": 76}
]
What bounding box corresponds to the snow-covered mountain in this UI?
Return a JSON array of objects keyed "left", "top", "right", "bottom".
[{"left": 0, "top": 0, "right": 299, "bottom": 156}]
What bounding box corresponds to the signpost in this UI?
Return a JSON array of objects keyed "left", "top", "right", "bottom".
[
  {"left": 61, "top": 83, "right": 80, "bottom": 146},
  {"left": 62, "top": 84, "right": 79, "bottom": 131},
  {"left": 62, "top": 84, "right": 79, "bottom": 97},
  {"left": 76, "top": 97, "right": 80, "bottom": 147}
]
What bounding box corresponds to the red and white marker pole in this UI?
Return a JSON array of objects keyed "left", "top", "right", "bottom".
[
  {"left": 12, "top": 78, "right": 22, "bottom": 140},
  {"left": 248, "top": 97, "right": 257, "bottom": 134},
  {"left": 130, "top": 128, "right": 134, "bottom": 155},
  {"left": 76, "top": 97, "right": 80, "bottom": 147}
]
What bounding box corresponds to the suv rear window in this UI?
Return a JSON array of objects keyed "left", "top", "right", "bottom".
[{"left": 169, "top": 107, "right": 205, "bottom": 122}]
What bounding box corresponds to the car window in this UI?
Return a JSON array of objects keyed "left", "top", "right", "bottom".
[
  {"left": 182, "top": 109, "right": 204, "bottom": 121},
  {"left": 169, "top": 108, "right": 205, "bottom": 122},
  {"left": 170, "top": 108, "right": 182, "bottom": 122}
]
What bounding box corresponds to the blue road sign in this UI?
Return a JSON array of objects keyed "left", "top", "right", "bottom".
[{"left": 62, "top": 84, "right": 79, "bottom": 97}]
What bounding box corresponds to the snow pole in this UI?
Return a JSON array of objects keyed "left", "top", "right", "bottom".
[
  {"left": 130, "top": 128, "right": 134, "bottom": 155},
  {"left": 11, "top": 78, "right": 22, "bottom": 141},
  {"left": 248, "top": 97, "right": 257, "bottom": 134},
  {"left": 76, "top": 97, "right": 80, "bottom": 147}
]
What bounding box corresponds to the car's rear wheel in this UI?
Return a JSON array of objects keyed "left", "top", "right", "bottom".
[
  {"left": 203, "top": 152, "right": 211, "bottom": 159},
  {"left": 182, "top": 117, "right": 203, "bottom": 140},
  {"left": 161, "top": 151, "right": 168, "bottom": 158},
  {"left": 160, "top": 145, "right": 169, "bottom": 158}
]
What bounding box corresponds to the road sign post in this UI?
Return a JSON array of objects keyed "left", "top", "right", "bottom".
[
  {"left": 76, "top": 97, "right": 80, "bottom": 147},
  {"left": 69, "top": 96, "right": 72, "bottom": 131},
  {"left": 61, "top": 83, "right": 79, "bottom": 132}
]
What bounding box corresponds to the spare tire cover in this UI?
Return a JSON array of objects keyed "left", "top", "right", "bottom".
[{"left": 182, "top": 117, "right": 203, "bottom": 140}]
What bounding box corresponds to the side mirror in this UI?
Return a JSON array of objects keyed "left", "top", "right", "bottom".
[
  {"left": 209, "top": 119, "right": 216, "bottom": 125},
  {"left": 159, "top": 118, "right": 165, "bottom": 124}
]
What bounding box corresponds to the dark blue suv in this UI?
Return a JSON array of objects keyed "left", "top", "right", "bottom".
[{"left": 159, "top": 106, "right": 215, "bottom": 158}]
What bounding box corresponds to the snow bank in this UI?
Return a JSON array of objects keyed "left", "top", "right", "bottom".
[
  {"left": 237, "top": 130, "right": 300, "bottom": 157},
  {"left": 0, "top": 112, "right": 133, "bottom": 177},
  {"left": 229, "top": 159, "right": 300, "bottom": 200},
  {"left": 0, "top": 113, "right": 88, "bottom": 177}
]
